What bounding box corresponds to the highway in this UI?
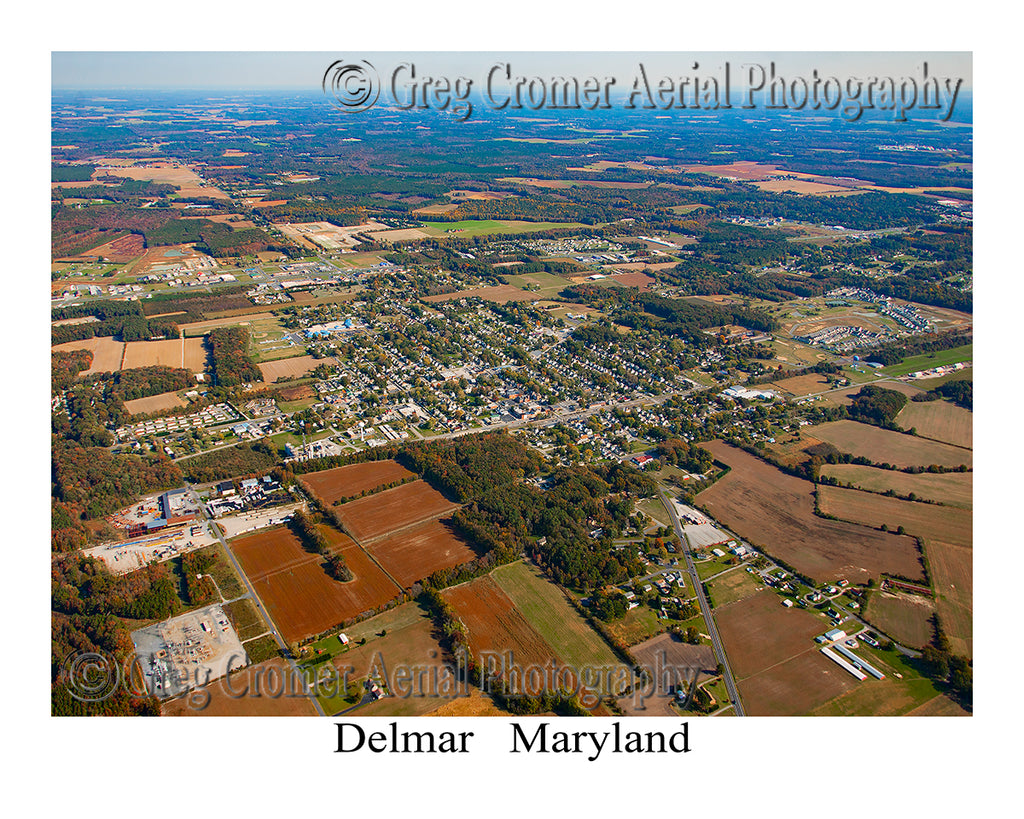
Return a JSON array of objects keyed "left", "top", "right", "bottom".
[{"left": 657, "top": 486, "right": 745, "bottom": 716}]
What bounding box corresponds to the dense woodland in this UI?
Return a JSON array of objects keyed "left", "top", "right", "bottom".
[{"left": 208, "top": 326, "right": 262, "bottom": 386}]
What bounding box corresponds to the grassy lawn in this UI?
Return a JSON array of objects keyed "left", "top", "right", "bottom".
[
  {"left": 881, "top": 344, "right": 973, "bottom": 377},
  {"left": 502, "top": 271, "right": 573, "bottom": 298},
  {"left": 706, "top": 567, "right": 761, "bottom": 608},
  {"left": 419, "top": 219, "right": 589, "bottom": 238},
  {"left": 602, "top": 605, "right": 664, "bottom": 647},
  {"left": 695, "top": 554, "right": 741, "bottom": 581}
]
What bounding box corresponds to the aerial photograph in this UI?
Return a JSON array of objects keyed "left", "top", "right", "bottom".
[{"left": 50, "top": 50, "right": 974, "bottom": 724}]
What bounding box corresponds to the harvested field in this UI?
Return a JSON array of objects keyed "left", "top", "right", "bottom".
[
  {"left": 443, "top": 576, "right": 559, "bottom": 690},
  {"left": 864, "top": 591, "right": 935, "bottom": 648},
  {"left": 714, "top": 590, "right": 825, "bottom": 680},
  {"left": 123, "top": 390, "right": 186, "bottom": 416},
  {"left": 97, "top": 159, "right": 229, "bottom": 199},
  {"left": 707, "top": 568, "right": 762, "bottom": 607},
  {"left": 421, "top": 285, "right": 536, "bottom": 304},
  {"left": 630, "top": 632, "right": 717, "bottom": 678},
  {"left": 491, "top": 562, "right": 625, "bottom": 678},
  {"left": 300, "top": 459, "right": 416, "bottom": 505},
  {"left": 365, "top": 519, "right": 477, "bottom": 588},
  {"left": 426, "top": 688, "right": 509, "bottom": 716},
  {"left": 738, "top": 649, "right": 862, "bottom": 716},
  {"left": 811, "top": 420, "right": 972, "bottom": 469},
  {"left": 52, "top": 336, "right": 124, "bottom": 373},
  {"left": 122, "top": 338, "right": 207, "bottom": 372},
  {"left": 697, "top": 441, "right": 924, "bottom": 583},
  {"left": 896, "top": 401, "right": 973, "bottom": 448},
  {"left": 817, "top": 485, "right": 972, "bottom": 549},
  {"left": 925, "top": 540, "right": 973, "bottom": 657},
  {"left": 752, "top": 178, "right": 859, "bottom": 194},
  {"left": 772, "top": 373, "right": 833, "bottom": 396},
  {"left": 69, "top": 232, "right": 145, "bottom": 263},
  {"left": 819, "top": 464, "right": 972, "bottom": 509},
  {"left": 258, "top": 354, "right": 328, "bottom": 382},
  {"left": 230, "top": 525, "right": 401, "bottom": 643},
  {"left": 161, "top": 658, "right": 318, "bottom": 716},
  {"left": 333, "top": 480, "right": 458, "bottom": 543}
]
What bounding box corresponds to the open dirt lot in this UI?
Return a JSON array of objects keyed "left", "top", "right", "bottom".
[
  {"left": 926, "top": 540, "right": 973, "bottom": 658},
  {"left": 301, "top": 459, "right": 416, "bottom": 505},
  {"left": 739, "top": 649, "right": 862, "bottom": 716},
  {"left": 230, "top": 525, "right": 402, "bottom": 643},
  {"left": 896, "top": 400, "right": 973, "bottom": 449},
  {"left": 123, "top": 390, "right": 186, "bottom": 416},
  {"left": 810, "top": 420, "right": 972, "bottom": 469},
  {"left": 817, "top": 485, "right": 972, "bottom": 549},
  {"left": 161, "top": 657, "right": 318, "bottom": 716},
  {"left": 52, "top": 336, "right": 124, "bottom": 373},
  {"left": 333, "top": 480, "right": 459, "bottom": 543},
  {"left": 365, "top": 519, "right": 477, "bottom": 588},
  {"left": 697, "top": 441, "right": 924, "bottom": 583},
  {"left": 121, "top": 337, "right": 208, "bottom": 372},
  {"left": 864, "top": 591, "right": 935, "bottom": 648},
  {"left": 819, "top": 465, "right": 972, "bottom": 509}
]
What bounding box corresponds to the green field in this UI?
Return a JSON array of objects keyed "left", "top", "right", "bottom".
[
  {"left": 695, "top": 554, "right": 740, "bottom": 581},
  {"left": 222, "top": 597, "right": 269, "bottom": 641},
  {"left": 419, "top": 219, "right": 588, "bottom": 238},
  {"left": 706, "top": 568, "right": 760, "bottom": 608},
  {"left": 881, "top": 344, "right": 973, "bottom": 377},
  {"left": 491, "top": 561, "right": 624, "bottom": 673},
  {"left": 600, "top": 604, "right": 664, "bottom": 647},
  {"left": 819, "top": 464, "right": 972, "bottom": 509},
  {"left": 502, "top": 270, "right": 574, "bottom": 298}
]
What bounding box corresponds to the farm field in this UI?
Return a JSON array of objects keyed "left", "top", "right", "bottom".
[
  {"left": 926, "top": 540, "right": 973, "bottom": 658},
  {"left": 419, "top": 219, "right": 588, "bottom": 238},
  {"left": 696, "top": 441, "right": 924, "bottom": 583},
  {"left": 93, "top": 158, "right": 230, "bottom": 199},
  {"left": 771, "top": 373, "right": 834, "bottom": 396},
  {"left": 161, "top": 658, "right": 318, "bottom": 716},
  {"left": 817, "top": 485, "right": 972, "bottom": 549},
  {"left": 123, "top": 390, "right": 186, "bottom": 416},
  {"left": 617, "top": 633, "right": 717, "bottom": 716},
  {"left": 324, "top": 602, "right": 454, "bottom": 716},
  {"left": 863, "top": 591, "right": 936, "bottom": 648},
  {"left": 442, "top": 575, "right": 560, "bottom": 691},
  {"left": 258, "top": 354, "right": 334, "bottom": 382},
  {"left": 230, "top": 525, "right": 401, "bottom": 643},
  {"left": 714, "top": 589, "right": 860, "bottom": 715},
  {"left": 881, "top": 344, "right": 973, "bottom": 377},
  {"left": 300, "top": 459, "right": 416, "bottom": 505},
  {"left": 809, "top": 420, "right": 972, "bottom": 469},
  {"left": 896, "top": 400, "right": 973, "bottom": 448},
  {"left": 122, "top": 337, "right": 208, "bottom": 372},
  {"left": 426, "top": 688, "right": 510, "bottom": 716},
  {"left": 906, "top": 694, "right": 971, "bottom": 716},
  {"left": 52, "top": 336, "right": 124, "bottom": 373},
  {"left": 501, "top": 270, "right": 573, "bottom": 298},
  {"left": 819, "top": 464, "right": 973, "bottom": 509},
  {"left": 364, "top": 519, "right": 477, "bottom": 588},
  {"left": 706, "top": 567, "right": 762, "bottom": 608},
  {"left": 490, "top": 561, "right": 624, "bottom": 677},
  {"left": 332, "top": 480, "right": 459, "bottom": 543}
]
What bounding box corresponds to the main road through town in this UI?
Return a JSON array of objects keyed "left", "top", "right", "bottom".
[{"left": 657, "top": 486, "right": 745, "bottom": 716}]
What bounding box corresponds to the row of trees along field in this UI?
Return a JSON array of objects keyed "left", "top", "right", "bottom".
[
  {"left": 208, "top": 326, "right": 262, "bottom": 386},
  {"left": 51, "top": 300, "right": 180, "bottom": 345}
]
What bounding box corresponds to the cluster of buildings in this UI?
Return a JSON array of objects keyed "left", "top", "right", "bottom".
[{"left": 116, "top": 402, "right": 240, "bottom": 443}]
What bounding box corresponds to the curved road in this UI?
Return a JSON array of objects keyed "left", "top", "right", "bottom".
[{"left": 658, "top": 487, "right": 745, "bottom": 716}]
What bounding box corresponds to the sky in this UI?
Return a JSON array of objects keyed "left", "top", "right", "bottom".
[{"left": 52, "top": 51, "right": 972, "bottom": 93}]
